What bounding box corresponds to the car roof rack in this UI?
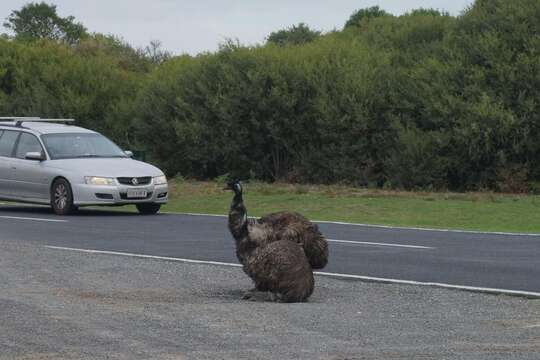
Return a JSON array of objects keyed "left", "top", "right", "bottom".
[
  {"left": 0, "top": 116, "right": 41, "bottom": 120},
  {"left": 0, "top": 117, "right": 75, "bottom": 128}
]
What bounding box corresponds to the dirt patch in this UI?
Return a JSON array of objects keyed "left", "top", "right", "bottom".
[{"left": 53, "top": 288, "right": 181, "bottom": 304}]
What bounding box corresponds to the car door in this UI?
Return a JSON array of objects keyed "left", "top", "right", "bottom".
[
  {"left": 0, "top": 130, "right": 21, "bottom": 198},
  {"left": 11, "top": 132, "right": 50, "bottom": 201}
]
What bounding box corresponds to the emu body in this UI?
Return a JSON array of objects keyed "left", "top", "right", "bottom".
[
  {"left": 244, "top": 240, "right": 314, "bottom": 302},
  {"left": 254, "top": 211, "right": 328, "bottom": 269}
]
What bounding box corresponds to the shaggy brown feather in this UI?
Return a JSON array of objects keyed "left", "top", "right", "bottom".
[
  {"left": 256, "top": 212, "right": 329, "bottom": 269},
  {"left": 243, "top": 240, "right": 314, "bottom": 302}
]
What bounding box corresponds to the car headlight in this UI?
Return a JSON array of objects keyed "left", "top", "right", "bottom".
[
  {"left": 154, "top": 175, "right": 167, "bottom": 185},
  {"left": 85, "top": 176, "right": 115, "bottom": 186}
]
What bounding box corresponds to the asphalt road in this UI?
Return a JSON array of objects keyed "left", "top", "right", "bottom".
[{"left": 1, "top": 204, "right": 540, "bottom": 295}]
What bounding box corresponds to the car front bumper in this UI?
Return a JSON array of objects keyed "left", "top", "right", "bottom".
[{"left": 72, "top": 182, "right": 169, "bottom": 206}]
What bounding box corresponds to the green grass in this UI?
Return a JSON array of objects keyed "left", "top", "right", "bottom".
[{"left": 160, "top": 180, "right": 540, "bottom": 234}]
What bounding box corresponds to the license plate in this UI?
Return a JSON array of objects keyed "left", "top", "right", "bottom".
[{"left": 127, "top": 189, "right": 147, "bottom": 198}]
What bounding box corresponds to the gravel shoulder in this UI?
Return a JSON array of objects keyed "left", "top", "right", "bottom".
[{"left": 1, "top": 237, "right": 539, "bottom": 360}]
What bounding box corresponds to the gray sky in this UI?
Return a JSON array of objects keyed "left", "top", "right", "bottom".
[{"left": 0, "top": 0, "right": 473, "bottom": 55}]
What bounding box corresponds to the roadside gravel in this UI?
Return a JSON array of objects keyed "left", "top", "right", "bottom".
[{"left": 1, "top": 238, "right": 539, "bottom": 360}]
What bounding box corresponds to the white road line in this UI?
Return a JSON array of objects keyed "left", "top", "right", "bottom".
[
  {"left": 315, "top": 272, "right": 540, "bottom": 299},
  {"left": 327, "top": 239, "right": 433, "bottom": 249},
  {"left": 45, "top": 246, "right": 242, "bottom": 267},
  {"left": 45, "top": 245, "right": 540, "bottom": 299},
  {"left": 165, "top": 212, "right": 540, "bottom": 237},
  {"left": 0, "top": 215, "right": 67, "bottom": 223}
]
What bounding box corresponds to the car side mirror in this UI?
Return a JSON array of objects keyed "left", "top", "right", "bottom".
[
  {"left": 124, "top": 150, "right": 134, "bottom": 158},
  {"left": 25, "top": 151, "right": 45, "bottom": 161}
]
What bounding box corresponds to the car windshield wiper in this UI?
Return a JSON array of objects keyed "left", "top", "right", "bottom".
[
  {"left": 81, "top": 155, "right": 129, "bottom": 158},
  {"left": 52, "top": 154, "right": 127, "bottom": 159},
  {"left": 76, "top": 154, "right": 103, "bottom": 158}
]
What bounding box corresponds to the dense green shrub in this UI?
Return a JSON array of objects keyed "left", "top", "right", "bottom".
[
  {"left": 135, "top": 37, "right": 398, "bottom": 184},
  {"left": 2, "top": 0, "right": 540, "bottom": 192}
]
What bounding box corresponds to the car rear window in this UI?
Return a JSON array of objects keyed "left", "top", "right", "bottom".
[
  {"left": 0, "top": 130, "right": 20, "bottom": 157},
  {"left": 15, "top": 132, "right": 43, "bottom": 159}
]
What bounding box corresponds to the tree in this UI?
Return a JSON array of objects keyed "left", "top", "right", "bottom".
[
  {"left": 407, "top": 8, "right": 448, "bottom": 17},
  {"left": 76, "top": 34, "right": 154, "bottom": 72},
  {"left": 144, "top": 40, "right": 172, "bottom": 65},
  {"left": 267, "top": 23, "right": 321, "bottom": 46},
  {"left": 345, "top": 6, "right": 391, "bottom": 28},
  {"left": 3, "top": 2, "right": 87, "bottom": 44}
]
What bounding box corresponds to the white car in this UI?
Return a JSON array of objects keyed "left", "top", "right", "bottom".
[{"left": 0, "top": 118, "right": 168, "bottom": 215}]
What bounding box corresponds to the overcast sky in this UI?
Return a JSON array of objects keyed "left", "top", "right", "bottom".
[{"left": 0, "top": 0, "right": 473, "bottom": 55}]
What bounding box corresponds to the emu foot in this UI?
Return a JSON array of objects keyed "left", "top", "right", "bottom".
[
  {"left": 269, "top": 292, "right": 284, "bottom": 303},
  {"left": 242, "top": 289, "right": 271, "bottom": 302},
  {"left": 241, "top": 289, "right": 255, "bottom": 300}
]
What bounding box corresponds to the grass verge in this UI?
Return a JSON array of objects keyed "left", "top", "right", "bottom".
[{"left": 160, "top": 180, "right": 540, "bottom": 234}]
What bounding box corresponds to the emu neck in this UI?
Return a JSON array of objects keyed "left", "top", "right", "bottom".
[{"left": 228, "top": 192, "right": 248, "bottom": 241}]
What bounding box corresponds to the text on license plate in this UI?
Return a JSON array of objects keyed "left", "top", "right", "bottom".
[{"left": 127, "top": 189, "right": 147, "bottom": 198}]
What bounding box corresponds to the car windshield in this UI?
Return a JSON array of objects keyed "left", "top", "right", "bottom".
[{"left": 41, "top": 133, "right": 127, "bottom": 160}]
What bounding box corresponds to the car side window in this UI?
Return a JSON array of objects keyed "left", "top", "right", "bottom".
[
  {"left": 15, "top": 132, "right": 43, "bottom": 159},
  {"left": 0, "top": 130, "right": 20, "bottom": 157}
]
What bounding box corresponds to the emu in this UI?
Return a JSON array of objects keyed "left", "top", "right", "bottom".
[
  {"left": 225, "top": 180, "right": 315, "bottom": 302},
  {"left": 225, "top": 180, "right": 329, "bottom": 269}
]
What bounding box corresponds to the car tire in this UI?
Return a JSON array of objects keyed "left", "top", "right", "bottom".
[
  {"left": 51, "top": 178, "right": 77, "bottom": 215},
  {"left": 136, "top": 203, "right": 161, "bottom": 215}
]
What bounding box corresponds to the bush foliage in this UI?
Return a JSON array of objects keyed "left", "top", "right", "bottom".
[{"left": 1, "top": 0, "right": 540, "bottom": 191}]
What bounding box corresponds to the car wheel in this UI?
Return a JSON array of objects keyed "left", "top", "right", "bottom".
[
  {"left": 51, "top": 178, "right": 77, "bottom": 215},
  {"left": 136, "top": 203, "right": 161, "bottom": 215}
]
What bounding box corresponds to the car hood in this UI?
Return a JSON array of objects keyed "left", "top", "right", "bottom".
[{"left": 47, "top": 158, "right": 164, "bottom": 177}]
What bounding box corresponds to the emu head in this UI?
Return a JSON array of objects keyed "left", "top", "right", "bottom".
[{"left": 223, "top": 179, "right": 242, "bottom": 195}]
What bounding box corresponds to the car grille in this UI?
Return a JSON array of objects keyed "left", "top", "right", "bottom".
[
  {"left": 117, "top": 177, "right": 152, "bottom": 186},
  {"left": 120, "top": 192, "right": 153, "bottom": 200}
]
